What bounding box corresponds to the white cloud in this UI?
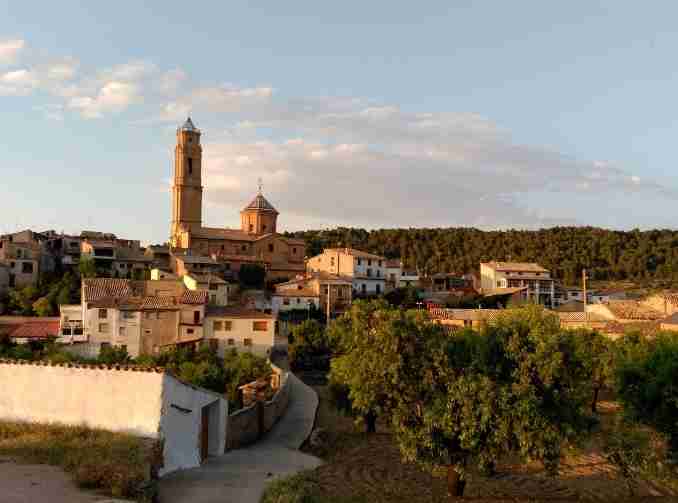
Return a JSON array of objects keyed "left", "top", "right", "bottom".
[
  {"left": 68, "top": 81, "right": 139, "bottom": 118},
  {"left": 0, "top": 39, "right": 24, "bottom": 64}
]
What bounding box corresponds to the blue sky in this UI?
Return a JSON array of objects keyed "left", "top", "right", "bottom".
[{"left": 2, "top": 1, "right": 678, "bottom": 244}]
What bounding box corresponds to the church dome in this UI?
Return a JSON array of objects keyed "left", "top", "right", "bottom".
[{"left": 243, "top": 193, "right": 278, "bottom": 214}]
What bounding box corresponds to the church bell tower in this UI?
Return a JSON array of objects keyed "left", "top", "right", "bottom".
[{"left": 170, "top": 117, "right": 203, "bottom": 248}]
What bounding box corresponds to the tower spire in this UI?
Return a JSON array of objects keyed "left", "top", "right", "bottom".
[{"left": 257, "top": 177, "right": 263, "bottom": 195}]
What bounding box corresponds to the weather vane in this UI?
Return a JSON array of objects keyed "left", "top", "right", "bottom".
[{"left": 257, "top": 177, "right": 263, "bottom": 194}]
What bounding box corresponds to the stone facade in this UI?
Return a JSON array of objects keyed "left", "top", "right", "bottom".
[{"left": 169, "top": 118, "right": 306, "bottom": 281}]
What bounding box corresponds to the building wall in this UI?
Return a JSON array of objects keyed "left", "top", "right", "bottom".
[
  {"left": 353, "top": 278, "right": 386, "bottom": 295},
  {"left": 0, "top": 362, "right": 164, "bottom": 437},
  {"left": 480, "top": 263, "right": 500, "bottom": 291},
  {"left": 272, "top": 295, "right": 319, "bottom": 314},
  {"left": 140, "top": 311, "right": 181, "bottom": 355},
  {"left": 159, "top": 373, "right": 227, "bottom": 476},
  {"left": 641, "top": 294, "right": 676, "bottom": 316},
  {"left": 205, "top": 316, "right": 275, "bottom": 357}
]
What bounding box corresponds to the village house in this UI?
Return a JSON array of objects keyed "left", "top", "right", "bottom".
[
  {"left": 0, "top": 264, "right": 9, "bottom": 294},
  {"left": 145, "top": 245, "right": 172, "bottom": 271},
  {"left": 170, "top": 253, "right": 222, "bottom": 277},
  {"left": 57, "top": 304, "right": 85, "bottom": 343},
  {"left": 274, "top": 272, "right": 353, "bottom": 318},
  {"left": 168, "top": 118, "right": 306, "bottom": 281},
  {"left": 0, "top": 237, "right": 40, "bottom": 289},
  {"left": 182, "top": 273, "right": 229, "bottom": 306},
  {"left": 204, "top": 306, "right": 275, "bottom": 357},
  {"left": 480, "top": 261, "right": 555, "bottom": 307},
  {"left": 75, "top": 278, "right": 208, "bottom": 357},
  {"left": 0, "top": 316, "right": 60, "bottom": 344},
  {"left": 306, "top": 248, "right": 387, "bottom": 296},
  {"left": 385, "top": 260, "right": 402, "bottom": 290},
  {"left": 399, "top": 270, "right": 420, "bottom": 288}
]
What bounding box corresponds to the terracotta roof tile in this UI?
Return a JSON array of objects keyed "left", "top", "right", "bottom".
[
  {"left": 482, "top": 261, "right": 549, "bottom": 273},
  {"left": 604, "top": 300, "right": 664, "bottom": 321},
  {"left": 180, "top": 290, "right": 208, "bottom": 305},
  {"left": 9, "top": 320, "right": 60, "bottom": 339}
]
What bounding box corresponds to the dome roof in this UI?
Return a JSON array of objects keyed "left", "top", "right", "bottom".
[
  {"left": 179, "top": 117, "right": 199, "bottom": 132},
  {"left": 243, "top": 193, "right": 278, "bottom": 213}
]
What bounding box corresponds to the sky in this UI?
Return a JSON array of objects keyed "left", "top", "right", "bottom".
[{"left": 2, "top": 1, "right": 678, "bottom": 244}]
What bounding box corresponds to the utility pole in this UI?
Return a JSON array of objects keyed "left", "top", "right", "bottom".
[
  {"left": 326, "top": 285, "right": 331, "bottom": 322},
  {"left": 582, "top": 268, "right": 589, "bottom": 323}
]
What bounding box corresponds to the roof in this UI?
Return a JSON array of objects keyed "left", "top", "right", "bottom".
[
  {"left": 206, "top": 306, "right": 274, "bottom": 319},
  {"left": 273, "top": 289, "right": 319, "bottom": 298},
  {"left": 650, "top": 291, "right": 678, "bottom": 307},
  {"left": 83, "top": 279, "right": 143, "bottom": 302},
  {"left": 180, "top": 290, "right": 209, "bottom": 305},
  {"left": 191, "top": 227, "right": 256, "bottom": 242},
  {"left": 242, "top": 193, "right": 278, "bottom": 213},
  {"left": 482, "top": 261, "right": 549, "bottom": 273},
  {"left": 321, "top": 248, "right": 386, "bottom": 261},
  {"left": 604, "top": 300, "right": 664, "bottom": 321},
  {"left": 428, "top": 308, "right": 503, "bottom": 322},
  {"left": 482, "top": 287, "right": 527, "bottom": 297},
  {"left": 173, "top": 254, "right": 218, "bottom": 265},
  {"left": 189, "top": 273, "right": 227, "bottom": 285},
  {"left": 9, "top": 320, "right": 60, "bottom": 340},
  {"left": 180, "top": 117, "right": 199, "bottom": 132},
  {"left": 661, "top": 312, "right": 678, "bottom": 325},
  {"left": 556, "top": 312, "right": 608, "bottom": 323}
]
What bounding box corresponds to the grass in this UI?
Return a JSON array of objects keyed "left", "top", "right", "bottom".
[
  {"left": 0, "top": 421, "right": 158, "bottom": 501},
  {"left": 261, "top": 471, "right": 368, "bottom": 503}
]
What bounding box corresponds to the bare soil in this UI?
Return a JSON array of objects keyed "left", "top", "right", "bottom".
[{"left": 301, "top": 385, "right": 678, "bottom": 503}]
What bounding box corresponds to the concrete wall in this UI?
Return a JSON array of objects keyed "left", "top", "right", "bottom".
[
  {"left": 225, "top": 366, "right": 290, "bottom": 450},
  {"left": 0, "top": 361, "right": 164, "bottom": 437},
  {"left": 0, "top": 361, "right": 229, "bottom": 478}
]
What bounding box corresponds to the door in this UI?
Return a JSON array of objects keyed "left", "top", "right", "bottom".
[{"left": 200, "top": 406, "right": 209, "bottom": 462}]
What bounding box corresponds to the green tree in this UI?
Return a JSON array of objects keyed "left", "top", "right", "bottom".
[
  {"left": 32, "top": 296, "right": 53, "bottom": 317},
  {"left": 79, "top": 255, "right": 97, "bottom": 278},
  {"left": 9, "top": 286, "right": 40, "bottom": 315},
  {"left": 616, "top": 331, "right": 678, "bottom": 458},
  {"left": 288, "top": 319, "right": 328, "bottom": 366},
  {"left": 570, "top": 329, "right": 614, "bottom": 413},
  {"left": 602, "top": 420, "right": 653, "bottom": 496},
  {"left": 238, "top": 264, "right": 266, "bottom": 289}
]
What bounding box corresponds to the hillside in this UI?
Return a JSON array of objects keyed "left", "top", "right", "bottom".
[{"left": 287, "top": 226, "right": 678, "bottom": 287}]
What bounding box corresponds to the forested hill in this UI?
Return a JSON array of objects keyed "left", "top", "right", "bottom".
[{"left": 286, "top": 227, "right": 678, "bottom": 286}]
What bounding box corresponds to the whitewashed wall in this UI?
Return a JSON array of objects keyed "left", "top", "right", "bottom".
[
  {"left": 160, "top": 374, "right": 227, "bottom": 476},
  {"left": 0, "top": 362, "right": 164, "bottom": 437}
]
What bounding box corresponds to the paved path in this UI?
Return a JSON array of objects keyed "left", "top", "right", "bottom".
[{"left": 158, "top": 372, "right": 322, "bottom": 503}]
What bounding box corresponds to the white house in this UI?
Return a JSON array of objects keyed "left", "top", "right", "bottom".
[
  {"left": 271, "top": 288, "right": 320, "bottom": 315},
  {"left": 480, "top": 261, "right": 555, "bottom": 307},
  {"left": 205, "top": 306, "right": 276, "bottom": 357}
]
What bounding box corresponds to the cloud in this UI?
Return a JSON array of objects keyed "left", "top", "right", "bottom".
[
  {"left": 0, "top": 39, "right": 24, "bottom": 65},
  {"left": 67, "top": 81, "right": 139, "bottom": 118}
]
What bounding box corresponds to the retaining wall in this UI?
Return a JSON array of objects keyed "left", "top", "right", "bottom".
[{"left": 226, "top": 365, "right": 290, "bottom": 450}]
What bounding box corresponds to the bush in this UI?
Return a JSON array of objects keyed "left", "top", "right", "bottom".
[
  {"left": 288, "top": 320, "right": 329, "bottom": 368},
  {"left": 239, "top": 264, "right": 266, "bottom": 289},
  {"left": 603, "top": 420, "right": 654, "bottom": 496}
]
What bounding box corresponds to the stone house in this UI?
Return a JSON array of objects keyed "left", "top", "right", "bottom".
[
  {"left": 0, "top": 237, "right": 40, "bottom": 289},
  {"left": 77, "top": 278, "right": 208, "bottom": 357},
  {"left": 204, "top": 306, "right": 275, "bottom": 357},
  {"left": 183, "top": 273, "right": 228, "bottom": 306},
  {"left": 274, "top": 272, "right": 352, "bottom": 318},
  {"left": 480, "top": 261, "right": 555, "bottom": 307},
  {"left": 306, "top": 248, "right": 387, "bottom": 296}
]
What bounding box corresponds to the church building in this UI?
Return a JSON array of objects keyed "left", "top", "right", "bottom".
[{"left": 170, "top": 118, "right": 306, "bottom": 280}]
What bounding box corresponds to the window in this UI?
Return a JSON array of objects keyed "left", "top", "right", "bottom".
[
  {"left": 187, "top": 328, "right": 194, "bottom": 334},
  {"left": 253, "top": 321, "right": 268, "bottom": 331},
  {"left": 223, "top": 321, "right": 232, "bottom": 331},
  {"left": 209, "top": 283, "right": 218, "bottom": 290},
  {"left": 296, "top": 298, "right": 301, "bottom": 304},
  {"left": 123, "top": 311, "right": 135, "bottom": 319},
  {"left": 249, "top": 224, "right": 254, "bottom": 232},
  {"left": 194, "top": 311, "right": 200, "bottom": 324},
  {"left": 227, "top": 338, "right": 235, "bottom": 346},
  {"left": 357, "top": 258, "right": 362, "bottom": 266},
  {"left": 145, "top": 312, "right": 152, "bottom": 320},
  {"left": 463, "top": 320, "right": 472, "bottom": 328},
  {"left": 262, "top": 225, "right": 267, "bottom": 232},
  {"left": 330, "top": 257, "right": 335, "bottom": 266},
  {"left": 188, "top": 157, "right": 193, "bottom": 175},
  {"left": 98, "top": 323, "right": 109, "bottom": 333},
  {"left": 292, "top": 247, "right": 297, "bottom": 254},
  {"left": 244, "top": 338, "right": 253, "bottom": 347},
  {"left": 367, "top": 268, "right": 372, "bottom": 277},
  {"left": 98, "top": 309, "right": 108, "bottom": 319},
  {"left": 368, "top": 259, "right": 372, "bottom": 266},
  {"left": 210, "top": 294, "right": 217, "bottom": 304},
  {"left": 21, "top": 262, "right": 33, "bottom": 274},
  {"left": 119, "top": 327, "right": 126, "bottom": 337},
  {"left": 120, "top": 345, "right": 127, "bottom": 353},
  {"left": 144, "top": 329, "right": 152, "bottom": 335},
  {"left": 361, "top": 284, "right": 367, "bottom": 294},
  {"left": 283, "top": 298, "right": 290, "bottom": 306},
  {"left": 101, "top": 342, "right": 111, "bottom": 349},
  {"left": 213, "top": 321, "right": 223, "bottom": 331},
  {"left": 241, "top": 244, "right": 247, "bottom": 251},
  {"left": 378, "top": 260, "right": 383, "bottom": 267},
  {"left": 268, "top": 244, "right": 274, "bottom": 252},
  {"left": 376, "top": 284, "right": 381, "bottom": 295}
]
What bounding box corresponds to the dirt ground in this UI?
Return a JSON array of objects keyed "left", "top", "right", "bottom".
[
  {"left": 301, "top": 385, "right": 678, "bottom": 503},
  {"left": 0, "top": 457, "right": 110, "bottom": 503}
]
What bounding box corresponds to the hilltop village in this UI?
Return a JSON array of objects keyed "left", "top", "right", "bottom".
[{"left": 2, "top": 119, "right": 678, "bottom": 502}]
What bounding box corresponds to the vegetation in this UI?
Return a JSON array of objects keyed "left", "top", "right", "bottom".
[
  {"left": 288, "top": 319, "right": 331, "bottom": 369},
  {"left": 2, "top": 271, "right": 80, "bottom": 316},
  {"left": 0, "top": 421, "right": 157, "bottom": 501},
  {"left": 289, "top": 226, "right": 678, "bottom": 286},
  {"left": 570, "top": 329, "right": 615, "bottom": 413},
  {"left": 78, "top": 255, "right": 97, "bottom": 278},
  {"left": 602, "top": 420, "right": 654, "bottom": 496},
  {"left": 616, "top": 331, "right": 678, "bottom": 458},
  {"left": 238, "top": 263, "right": 266, "bottom": 289},
  {"left": 328, "top": 301, "right": 594, "bottom": 496}
]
